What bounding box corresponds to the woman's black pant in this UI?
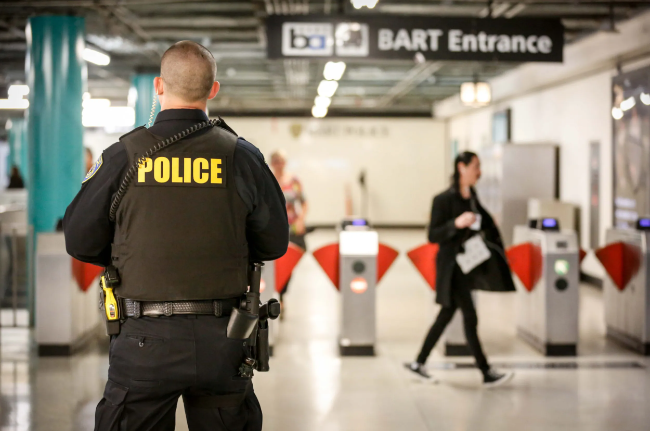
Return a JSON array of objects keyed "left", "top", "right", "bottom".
[{"left": 417, "top": 266, "right": 490, "bottom": 373}]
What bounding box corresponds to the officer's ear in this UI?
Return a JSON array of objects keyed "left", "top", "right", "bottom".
[
  {"left": 154, "top": 77, "right": 164, "bottom": 96},
  {"left": 207, "top": 81, "right": 220, "bottom": 100}
]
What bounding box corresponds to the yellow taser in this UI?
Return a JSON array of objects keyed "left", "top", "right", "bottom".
[{"left": 101, "top": 275, "right": 119, "bottom": 321}]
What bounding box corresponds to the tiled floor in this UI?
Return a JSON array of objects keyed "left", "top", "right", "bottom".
[{"left": 1, "top": 229, "right": 648, "bottom": 430}]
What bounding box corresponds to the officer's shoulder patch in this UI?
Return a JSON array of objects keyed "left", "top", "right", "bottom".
[{"left": 82, "top": 155, "right": 103, "bottom": 183}]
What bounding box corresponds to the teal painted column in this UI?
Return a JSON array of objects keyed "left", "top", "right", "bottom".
[
  {"left": 26, "top": 16, "right": 86, "bottom": 233},
  {"left": 7, "top": 118, "right": 28, "bottom": 184},
  {"left": 131, "top": 74, "right": 160, "bottom": 128}
]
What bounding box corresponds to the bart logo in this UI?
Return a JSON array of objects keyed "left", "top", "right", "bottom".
[{"left": 136, "top": 153, "right": 227, "bottom": 188}]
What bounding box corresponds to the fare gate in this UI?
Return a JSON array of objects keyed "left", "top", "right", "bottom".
[
  {"left": 596, "top": 219, "right": 650, "bottom": 355},
  {"left": 260, "top": 243, "right": 304, "bottom": 356},
  {"left": 509, "top": 219, "right": 580, "bottom": 356},
  {"left": 313, "top": 219, "right": 398, "bottom": 356}
]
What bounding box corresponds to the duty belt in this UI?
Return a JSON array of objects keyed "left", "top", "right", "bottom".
[{"left": 122, "top": 298, "right": 240, "bottom": 318}]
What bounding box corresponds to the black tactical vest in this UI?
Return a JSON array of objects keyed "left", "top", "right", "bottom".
[{"left": 112, "top": 125, "right": 249, "bottom": 301}]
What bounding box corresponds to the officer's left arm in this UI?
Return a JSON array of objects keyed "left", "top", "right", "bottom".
[
  {"left": 234, "top": 138, "right": 289, "bottom": 261},
  {"left": 63, "top": 143, "right": 128, "bottom": 266}
]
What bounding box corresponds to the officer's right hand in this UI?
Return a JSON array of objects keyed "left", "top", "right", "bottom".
[{"left": 455, "top": 211, "right": 477, "bottom": 229}]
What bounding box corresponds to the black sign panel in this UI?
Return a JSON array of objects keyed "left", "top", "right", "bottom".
[{"left": 267, "top": 15, "right": 564, "bottom": 63}]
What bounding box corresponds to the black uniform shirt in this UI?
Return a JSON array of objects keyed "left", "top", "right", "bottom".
[{"left": 63, "top": 109, "right": 289, "bottom": 267}]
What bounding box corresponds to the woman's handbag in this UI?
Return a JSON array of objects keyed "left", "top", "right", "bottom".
[{"left": 456, "top": 234, "right": 491, "bottom": 274}]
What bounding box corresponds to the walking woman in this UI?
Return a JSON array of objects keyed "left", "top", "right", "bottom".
[
  {"left": 405, "top": 151, "right": 515, "bottom": 387},
  {"left": 270, "top": 150, "right": 308, "bottom": 311}
]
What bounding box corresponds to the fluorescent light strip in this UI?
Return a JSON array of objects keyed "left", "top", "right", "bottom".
[
  {"left": 620, "top": 96, "right": 636, "bottom": 111},
  {"left": 312, "top": 105, "right": 328, "bottom": 118},
  {"left": 318, "top": 80, "right": 339, "bottom": 98},
  {"left": 491, "top": 2, "right": 512, "bottom": 18},
  {"left": 83, "top": 48, "right": 111, "bottom": 66},
  {"left": 83, "top": 106, "right": 135, "bottom": 128},
  {"left": 323, "top": 61, "right": 347, "bottom": 81},
  {"left": 641, "top": 93, "right": 650, "bottom": 106},
  {"left": 504, "top": 3, "right": 527, "bottom": 18},
  {"left": 0, "top": 99, "right": 29, "bottom": 109},
  {"left": 8, "top": 85, "right": 29, "bottom": 99},
  {"left": 314, "top": 96, "right": 331, "bottom": 108}
]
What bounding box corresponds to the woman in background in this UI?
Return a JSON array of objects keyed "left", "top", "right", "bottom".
[
  {"left": 7, "top": 165, "right": 24, "bottom": 189},
  {"left": 270, "top": 150, "right": 308, "bottom": 312},
  {"left": 405, "top": 151, "right": 515, "bottom": 388}
]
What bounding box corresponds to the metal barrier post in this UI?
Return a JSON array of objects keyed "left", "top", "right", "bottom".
[{"left": 11, "top": 227, "right": 17, "bottom": 327}]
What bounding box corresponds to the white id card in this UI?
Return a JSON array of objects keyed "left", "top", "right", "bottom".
[
  {"left": 456, "top": 235, "right": 491, "bottom": 274},
  {"left": 470, "top": 213, "right": 482, "bottom": 231}
]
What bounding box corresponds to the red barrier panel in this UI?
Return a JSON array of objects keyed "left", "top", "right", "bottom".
[
  {"left": 406, "top": 243, "right": 439, "bottom": 290},
  {"left": 313, "top": 242, "right": 399, "bottom": 290},
  {"left": 275, "top": 242, "right": 305, "bottom": 293},
  {"left": 579, "top": 249, "right": 587, "bottom": 264},
  {"left": 72, "top": 259, "right": 103, "bottom": 292},
  {"left": 595, "top": 242, "right": 641, "bottom": 291},
  {"left": 377, "top": 243, "right": 399, "bottom": 283},
  {"left": 313, "top": 243, "right": 340, "bottom": 290},
  {"left": 506, "top": 242, "right": 543, "bottom": 292}
]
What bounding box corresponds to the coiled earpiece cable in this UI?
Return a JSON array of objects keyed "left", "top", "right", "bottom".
[{"left": 147, "top": 95, "right": 157, "bottom": 128}]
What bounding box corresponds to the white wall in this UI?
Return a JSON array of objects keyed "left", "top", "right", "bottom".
[
  {"left": 84, "top": 118, "right": 448, "bottom": 225},
  {"left": 228, "top": 117, "right": 447, "bottom": 225}
]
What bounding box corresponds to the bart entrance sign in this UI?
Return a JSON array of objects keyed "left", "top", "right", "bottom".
[{"left": 267, "top": 15, "right": 564, "bottom": 63}]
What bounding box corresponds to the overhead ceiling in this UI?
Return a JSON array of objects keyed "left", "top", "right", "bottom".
[{"left": 0, "top": 0, "right": 649, "bottom": 126}]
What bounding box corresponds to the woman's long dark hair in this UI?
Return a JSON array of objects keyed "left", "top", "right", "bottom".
[{"left": 451, "top": 151, "right": 478, "bottom": 191}]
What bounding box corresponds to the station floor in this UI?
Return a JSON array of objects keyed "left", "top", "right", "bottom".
[{"left": 1, "top": 229, "right": 649, "bottom": 431}]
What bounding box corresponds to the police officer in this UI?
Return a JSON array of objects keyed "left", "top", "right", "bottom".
[{"left": 63, "top": 41, "right": 288, "bottom": 430}]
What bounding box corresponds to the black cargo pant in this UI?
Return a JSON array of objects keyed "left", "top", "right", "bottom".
[
  {"left": 95, "top": 314, "right": 262, "bottom": 431},
  {"left": 417, "top": 266, "right": 490, "bottom": 373}
]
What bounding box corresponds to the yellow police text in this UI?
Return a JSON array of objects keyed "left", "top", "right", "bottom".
[{"left": 138, "top": 157, "right": 223, "bottom": 184}]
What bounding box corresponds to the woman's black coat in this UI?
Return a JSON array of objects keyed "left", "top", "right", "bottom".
[{"left": 428, "top": 187, "right": 516, "bottom": 307}]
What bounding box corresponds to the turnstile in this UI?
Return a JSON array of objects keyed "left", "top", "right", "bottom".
[
  {"left": 510, "top": 218, "right": 580, "bottom": 356},
  {"left": 36, "top": 233, "right": 103, "bottom": 355},
  {"left": 259, "top": 242, "right": 305, "bottom": 356},
  {"left": 313, "top": 219, "right": 398, "bottom": 356},
  {"left": 597, "top": 221, "right": 650, "bottom": 355},
  {"left": 338, "top": 228, "right": 378, "bottom": 356}
]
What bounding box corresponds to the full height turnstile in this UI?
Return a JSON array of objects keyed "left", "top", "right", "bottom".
[
  {"left": 509, "top": 218, "right": 580, "bottom": 356},
  {"left": 596, "top": 219, "right": 650, "bottom": 355},
  {"left": 313, "top": 219, "right": 398, "bottom": 356}
]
